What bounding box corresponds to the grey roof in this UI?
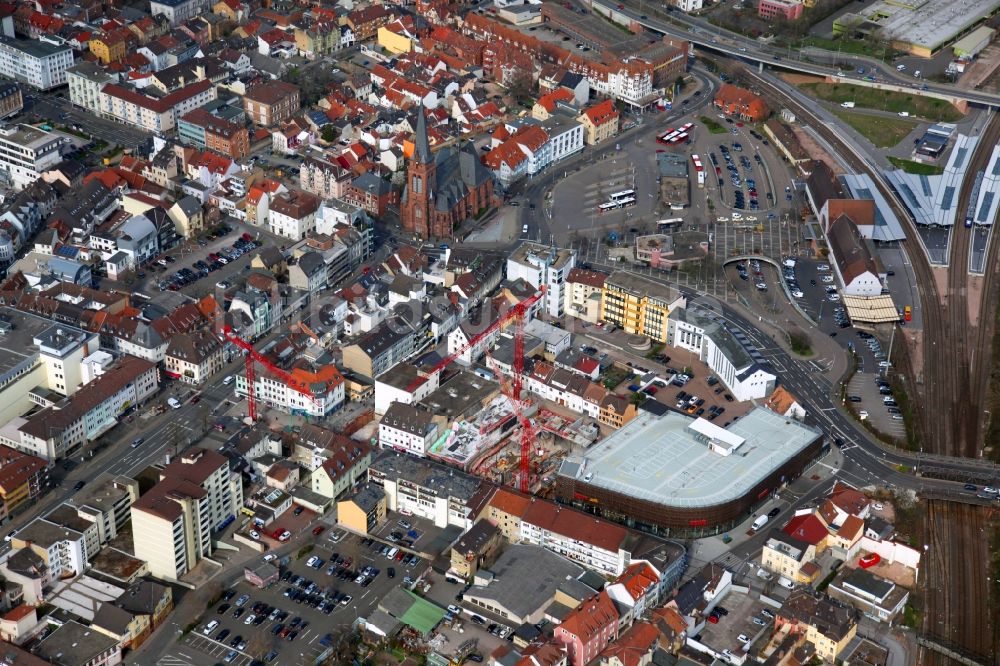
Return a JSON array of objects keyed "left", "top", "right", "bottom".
[
  {"left": 560, "top": 407, "right": 823, "bottom": 509},
  {"left": 452, "top": 520, "right": 498, "bottom": 555},
  {"left": 369, "top": 450, "right": 481, "bottom": 501},
  {"left": 381, "top": 402, "right": 434, "bottom": 437},
  {"left": 414, "top": 107, "right": 432, "bottom": 165},
  {"left": 115, "top": 579, "right": 170, "bottom": 615},
  {"left": 670, "top": 307, "right": 753, "bottom": 370},
  {"left": 35, "top": 620, "right": 120, "bottom": 666},
  {"left": 657, "top": 152, "right": 688, "bottom": 179},
  {"left": 463, "top": 544, "right": 587, "bottom": 620},
  {"left": 0, "top": 37, "right": 71, "bottom": 58},
  {"left": 839, "top": 567, "right": 894, "bottom": 601},
  {"left": 92, "top": 602, "right": 134, "bottom": 635},
  {"left": 174, "top": 195, "right": 202, "bottom": 217},
  {"left": 346, "top": 482, "right": 384, "bottom": 513}
]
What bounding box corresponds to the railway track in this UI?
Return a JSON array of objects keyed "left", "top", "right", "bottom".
[
  {"left": 920, "top": 500, "right": 996, "bottom": 665},
  {"left": 747, "top": 69, "right": 1000, "bottom": 460}
]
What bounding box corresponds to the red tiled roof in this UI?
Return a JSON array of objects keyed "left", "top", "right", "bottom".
[
  {"left": 557, "top": 591, "right": 618, "bottom": 642},
  {"left": 101, "top": 79, "right": 213, "bottom": 114},
  {"left": 783, "top": 513, "right": 829, "bottom": 546},
  {"left": 521, "top": 498, "right": 628, "bottom": 552},
  {"left": 582, "top": 98, "right": 618, "bottom": 125}
]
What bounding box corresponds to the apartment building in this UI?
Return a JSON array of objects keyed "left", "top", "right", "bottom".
[
  {"left": 564, "top": 267, "right": 607, "bottom": 323},
  {"left": 178, "top": 108, "right": 249, "bottom": 159},
  {"left": 10, "top": 518, "right": 90, "bottom": 579},
  {"left": 0, "top": 37, "right": 74, "bottom": 90},
  {"left": 601, "top": 271, "right": 685, "bottom": 343},
  {"left": 577, "top": 99, "right": 619, "bottom": 145},
  {"left": 99, "top": 80, "right": 217, "bottom": 133},
  {"left": 777, "top": 590, "right": 858, "bottom": 662},
  {"left": 235, "top": 362, "right": 345, "bottom": 417},
  {"left": 16, "top": 356, "right": 160, "bottom": 460},
  {"left": 0, "top": 82, "right": 22, "bottom": 119},
  {"left": 553, "top": 592, "right": 619, "bottom": 666},
  {"left": 150, "top": 0, "right": 209, "bottom": 25},
  {"left": 70, "top": 474, "right": 139, "bottom": 546},
  {"left": 164, "top": 329, "right": 224, "bottom": 385},
  {"left": 336, "top": 482, "right": 385, "bottom": 535},
  {"left": 378, "top": 402, "right": 439, "bottom": 457},
  {"left": 68, "top": 62, "right": 120, "bottom": 115},
  {"left": 0, "top": 124, "right": 64, "bottom": 190},
  {"left": 0, "top": 446, "right": 48, "bottom": 516},
  {"left": 269, "top": 189, "right": 319, "bottom": 240},
  {"left": 299, "top": 154, "right": 352, "bottom": 200},
  {"left": 131, "top": 448, "right": 242, "bottom": 581},
  {"left": 506, "top": 242, "right": 575, "bottom": 318},
  {"left": 342, "top": 316, "right": 421, "bottom": 378},
  {"left": 367, "top": 451, "right": 481, "bottom": 529},
  {"left": 243, "top": 80, "right": 300, "bottom": 127}
]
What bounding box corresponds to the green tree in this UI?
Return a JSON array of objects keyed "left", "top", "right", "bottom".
[{"left": 321, "top": 125, "right": 337, "bottom": 142}]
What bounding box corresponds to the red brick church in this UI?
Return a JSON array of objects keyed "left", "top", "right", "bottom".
[{"left": 401, "top": 108, "right": 496, "bottom": 239}]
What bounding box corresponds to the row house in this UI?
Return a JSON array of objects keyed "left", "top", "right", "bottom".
[
  {"left": 268, "top": 189, "right": 319, "bottom": 240},
  {"left": 243, "top": 80, "right": 300, "bottom": 128},
  {"left": 343, "top": 171, "right": 397, "bottom": 218},
  {"left": 294, "top": 19, "right": 342, "bottom": 58},
  {"left": 345, "top": 5, "right": 394, "bottom": 41},
  {"left": 164, "top": 329, "right": 224, "bottom": 384}
]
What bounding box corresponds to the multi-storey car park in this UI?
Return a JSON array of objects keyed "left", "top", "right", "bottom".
[{"left": 555, "top": 406, "right": 824, "bottom": 537}]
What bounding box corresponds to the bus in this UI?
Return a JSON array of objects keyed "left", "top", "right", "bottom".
[
  {"left": 657, "top": 128, "right": 678, "bottom": 144},
  {"left": 678, "top": 122, "right": 693, "bottom": 133},
  {"left": 658, "top": 217, "right": 684, "bottom": 232},
  {"left": 616, "top": 197, "right": 636, "bottom": 208},
  {"left": 598, "top": 202, "right": 619, "bottom": 212},
  {"left": 670, "top": 132, "right": 689, "bottom": 145},
  {"left": 610, "top": 189, "right": 636, "bottom": 202},
  {"left": 691, "top": 154, "right": 703, "bottom": 172}
]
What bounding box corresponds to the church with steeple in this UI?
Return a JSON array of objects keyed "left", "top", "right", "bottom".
[{"left": 401, "top": 108, "right": 496, "bottom": 239}]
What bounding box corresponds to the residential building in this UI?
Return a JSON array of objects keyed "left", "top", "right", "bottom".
[
  {"left": 115, "top": 579, "right": 173, "bottom": 634},
  {"left": 827, "top": 215, "right": 882, "bottom": 297},
  {"left": 68, "top": 62, "right": 120, "bottom": 115},
  {"left": 178, "top": 107, "right": 249, "bottom": 158},
  {"left": 99, "top": 80, "right": 217, "bottom": 133},
  {"left": 666, "top": 307, "right": 775, "bottom": 401},
  {"left": 605, "top": 561, "right": 663, "bottom": 624},
  {"left": 150, "top": 0, "right": 209, "bottom": 25},
  {"left": 299, "top": 154, "right": 352, "bottom": 200},
  {"left": 0, "top": 82, "right": 22, "bottom": 119},
  {"left": 449, "top": 520, "right": 501, "bottom": 581},
  {"left": 167, "top": 196, "right": 205, "bottom": 238},
  {"left": 564, "top": 267, "right": 607, "bottom": 323},
  {"left": 16, "top": 357, "right": 160, "bottom": 460},
  {"left": 235, "top": 361, "right": 345, "bottom": 417},
  {"left": 602, "top": 271, "right": 685, "bottom": 344},
  {"left": 69, "top": 475, "right": 139, "bottom": 546},
  {"left": 269, "top": 189, "right": 319, "bottom": 240},
  {"left": 577, "top": 99, "right": 619, "bottom": 145},
  {"left": 243, "top": 80, "right": 300, "bottom": 127},
  {"left": 367, "top": 451, "right": 482, "bottom": 529},
  {"left": 342, "top": 316, "right": 421, "bottom": 378},
  {"left": 507, "top": 242, "right": 575, "bottom": 318},
  {"left": 131, "top": 447, "right": 242, "bottom": 581},
  {"left": 0, "top": 446, "right": 48, "bottom": 515},
  {"left": 827, "top": 567, "right": 909, "bottom": 623},
  {"left": 758, "top": 0, "right": 804, "bottom": 20},
  {"left": 164, "top": 329, "right": 223, "bottom": 384},
  {"left": 714, "top": 83, "right": 770, "bottom": 122},
  {"left": 400, "top": 108, "right": 495, "bottom": 239},
  {"left": 0, "top": 37, "right": 74, "bottom": 90},
  {"left": 378, "top": 402, "right": 439, "bottom": 457},
  {"left": 0, "top": 124, "right": 64, "bottom": 190},
  {"left": 35, "top": 620, "right": 122, "bottom": 666},
  {"left": 10, "top": 518, "right": 89, "bottom": 578},
  {"left": 336, "top": 482, "right": 385, "bottom": 535},
  {"left": 300, "top": 426, "right": 373, "bottom": 500},
  {"left": 89, "top": 34, "right": 127, "bottom": 65},
  {"left": 553, "top": 592, "right": 620, "bottom": 666},
  {"left": 761, "top": 528, "right": 820, "bottom": 584},
  {"left": 777, "top": 590, "right": 858, "bottom": 662}
]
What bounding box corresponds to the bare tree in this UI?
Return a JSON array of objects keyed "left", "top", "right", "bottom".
[{"left": 246, "top": 632, "right": 274, "bottom": 660}]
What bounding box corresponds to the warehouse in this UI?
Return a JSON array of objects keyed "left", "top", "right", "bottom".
[{"left": 555, "top": 407, "right": 823, "bottom": 537}]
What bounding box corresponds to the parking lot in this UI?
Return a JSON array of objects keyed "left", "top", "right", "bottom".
[
  {"left": 174, "top": 529, "right": 427, "bottom": 665},
  {"left": 846, "top": 370, "right": 906, "bottom": 438},
  {"left": 143, "top": 222, "right": 262, "bottom": 297}
]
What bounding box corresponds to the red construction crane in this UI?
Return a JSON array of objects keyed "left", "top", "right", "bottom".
[
  {"left": 221, "top": 325, "right": 316, "bottom": 421},
  {"left": 406, "top": 288, "right": 544, "bottom": 492}
]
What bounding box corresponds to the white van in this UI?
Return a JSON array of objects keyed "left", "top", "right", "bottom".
[
  {"left": 203, "top": 620, "right": 219, "bottom": 635},
  {"left": 751, "top": 515, "right": 769, "bottom": 531},
  {"left": 777, "top": 576, "right": 795, "bottom": 589},
  {"left": 385, "top": 547, "right": 399, "bottom": 560},
  {"left": 895, "top": 64, "right": 906, "bottom": 71},
  {"left": 167, "top": 397, "right": 181, "bottom": 409},
  {"left": 223, "top": 375, "right": 234, "bottom": 386}
]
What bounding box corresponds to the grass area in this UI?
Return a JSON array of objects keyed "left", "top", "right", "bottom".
[
  {"left": 700, "top": 115, "right": 727, "bottom": 134},
  {"left": 602, "top": 365, "right": 631, "bottom": 391},
  {"left": 832, "top": 110, "right": 917, "bottom": 148},
  {"left": 788, "top": 330, "right": 812, "bottom": 356},
  {"left": 887, "top": 156, "right": 945, "bottom": 175},
  {"left": 816, "top": 568, "right": 838, "bottom": 593},
  {"left": 295, "top": 544, "right": 314, "bottom": 559},
  {"left": 799, "top": 36, "right": 897, "bottom": 62},
  {"left": 801, "top": 82, "right": 964, "bottom": 122}
]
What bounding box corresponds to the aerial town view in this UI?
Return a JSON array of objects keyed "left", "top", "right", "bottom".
[{"left": 0, "top": 0, "right": 994, "bottom": 663}]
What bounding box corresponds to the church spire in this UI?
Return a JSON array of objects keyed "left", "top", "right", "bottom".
[{"left": 414, "top": 107, "right": 432, "bottom": 165}]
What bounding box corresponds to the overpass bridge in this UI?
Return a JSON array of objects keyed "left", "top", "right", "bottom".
[{"left": 588, "top": 0, "right": 1000, "bottom": 109}]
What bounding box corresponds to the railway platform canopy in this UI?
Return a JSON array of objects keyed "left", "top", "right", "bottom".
[
  {"left": 884, "top": 134, "right": 978, "bottom": 226},
  {"left": 839, "top": 174, "right": 907, "bottom": 241},
  {"left": 842, "top": 294, "right": 900, "bottom": 324}
]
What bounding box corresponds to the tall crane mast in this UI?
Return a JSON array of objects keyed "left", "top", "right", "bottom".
[
  {"left": 407, "top": 288, "right": 544, "bottom": 493},
  {"left": 221, "top": 326, "right": 316, "bottom": 421}
]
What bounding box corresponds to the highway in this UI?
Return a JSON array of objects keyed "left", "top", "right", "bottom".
[{"left": 607, "top": 0, "right": 1000, "bottom": 108}]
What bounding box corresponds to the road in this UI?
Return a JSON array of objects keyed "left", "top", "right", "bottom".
[{"left": 610, "top": 0, "right": 1000, "bottom": 107}]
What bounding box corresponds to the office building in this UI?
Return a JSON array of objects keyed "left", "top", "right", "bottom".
[
  {"left": 0, "top": 124, "right": 64, "bottom": 190},
  {"left": 0, "top": 38, "right": 74, "bottom": 90}
]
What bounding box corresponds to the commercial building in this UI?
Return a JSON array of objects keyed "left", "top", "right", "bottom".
[
  {"left": 507, "top": 242, "right": 576, "bottom": 318},
  {"left": 827, "top": 216, "right": 882, "bottom": 297},
  {"left": 713, "top": 84, "right": 769, "bottom": 122},
  {"left": 234, "top": 361, "right": 345, "bottom": 417},
  {"left": 131, "top": 448, "right": 243, "bottom": 581},
  {"left": 35, "top": 620, "right": 122, "bottom": 666},
  {"left": 342, "top": 316, "right": 421, "bottom": 378},
  {"left": 656, "top": 152, "right": 690, "bottom": 208},
  {"left": 0, "top": 124, "right": 64, "bottom": 190},
  {"left": 758, "top": 0, "right": 804, "bottom": 20},
  {"left": 555, "top": 407, "right": 824, "bottom": 535},
  {"left": 827, "top": 567, "right": 909, "bottom": 623},
  {"left": 16, "top": 356, "right": 160, "bottom": 461},
  {"left": 0, "top": 38, "right": 74, "bottom": 90},
  {"left": 163, "top": 329, "right": 224, "bottom": 385},
  {"left": 666, "top": 307, "right": 776, "bottom": 401},
  {"left": 367, "top": 450, "right": 482, "bottom": 529},
  {"left": 601, "top": 271, "right": 685, "bottom": 344}
]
